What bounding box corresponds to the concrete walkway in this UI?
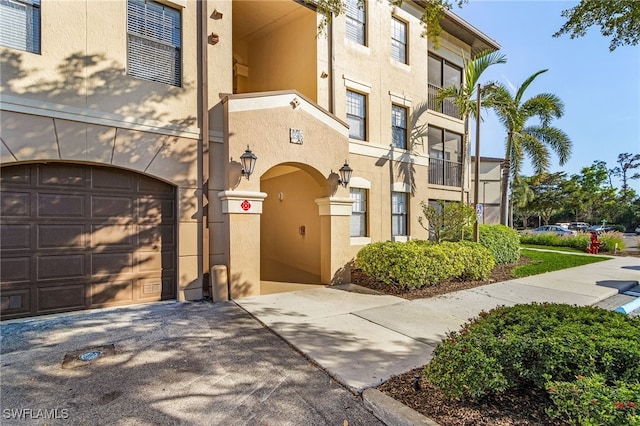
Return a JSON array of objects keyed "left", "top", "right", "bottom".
[{"left": 236, "top": 255, "right": 640, "bottom": 394}]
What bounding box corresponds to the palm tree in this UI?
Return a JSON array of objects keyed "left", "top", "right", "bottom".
[
  {"left": 486, "top": 69, "right": 572, "bottom": 225},
  {"left": 511, "top": 176, "right": 535, "bottom": 228},
  {"left": 435, "top": 50, "right": 507, "bottom": 202}
]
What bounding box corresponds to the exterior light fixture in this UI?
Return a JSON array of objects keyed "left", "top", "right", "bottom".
[
  {"left": 240, "top": 146, "right": 257, "bottom": 180},
  {"left": 338, "top": 160, "right": 353, "bottom": 187}
]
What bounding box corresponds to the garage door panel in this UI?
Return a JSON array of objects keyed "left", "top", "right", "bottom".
[
  {"left": 92, "top": 252, "right": 133, "bottom": 275},
  {"left": 0, "top": 257, "right": 31, "bottom": 283},
  {"left": 1, "top": 192, "right": 31, "bottom": 217},
  {"left": 37, "top": 254, "right": 86, "bottom": 280},
  {"left": 38, "top": 193, "right": 85, "bottom": 218},
  {"left": 92, "top": 280, "right": 134, "bottom": 305},
  {"left": 92, "top": 168, "right": 133, "bottom": 190},
  {"left": 91, "top": 224, "right": 135, "bottom": 248},
  {"left": 38, "top": 224, "right": 86, "bottom": 249},
  {"left": 1, "top": 163, "right": 176, "bottom": 319},
  {"left": 39, "top": 164, "right": 86, "bottom": 188},
  {"left": 1, "top": 224, "right": 31, "bottom": 250},
  {"left": 0, "top": 289, "right": 30, "bottom": 316},
  {"left": 38, "top": 284, "right": 85, "bottom": 311},
  {"left": 92, "top": 196, "right": 133, "bottom": 218}
]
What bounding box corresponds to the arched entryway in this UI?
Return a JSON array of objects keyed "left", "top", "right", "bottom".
[{"left": 260, "top": 163, "right": 327, "bottom": 284}]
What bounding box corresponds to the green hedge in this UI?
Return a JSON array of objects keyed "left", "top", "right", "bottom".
[
  {"left": 520, "top": 232, "right": 626, "bottom": 252},
  {"left": 355, "top": 240, "right": 495, "bottom": 289},
  {"left": 478, "top": 225, "right": 521, "bottom": 264},
  {"left": 424, "top": 303, "right": 640, "bottom": 403}
]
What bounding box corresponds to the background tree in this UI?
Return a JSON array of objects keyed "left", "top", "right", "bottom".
[
  {"left": 511, "top": 176, "right": 535, "bottom": 228},
  {"left": 553, "top": 0, "right": 640, "bottom": 51},
  {"left": 486, "top": 69, "right": 572, "bottom": 225},
  {"left": 528, "top": 172, "right": 566, "bottom": 225},
  {"left": 611, "top": 152, "right": 640, "bottom": 201},
  {"left": 434, "top": 50, "right": 507, "bottom": 202}
]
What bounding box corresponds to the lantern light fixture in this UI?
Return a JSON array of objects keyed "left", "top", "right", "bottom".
[
  {"left": 338, "top": 160, "right": 353, "bottom": 187},
  {"left": 240, "top": 146, "right": 257, "bottom": 180}
]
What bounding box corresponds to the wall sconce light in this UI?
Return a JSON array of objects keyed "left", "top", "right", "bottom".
[
  {"left": 338, "top": 160, "right": 353, "bottom": 187},
  {"left": 208, "top": 33, "right": 220, "bottom": 45},
  {"left": 240, "top": 146, "right": 257, "bottom": 180},
  {"left": 211, "top": 9, "right": 223, "bottom": 20}
]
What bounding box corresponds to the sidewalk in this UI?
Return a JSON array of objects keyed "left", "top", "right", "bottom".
[{"left": 235, "top": 255, "right": 640, "bottom": 394}]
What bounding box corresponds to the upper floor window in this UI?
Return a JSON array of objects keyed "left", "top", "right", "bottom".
[
  {"left": 427, "top": 53, "right": 462, "bottom": 118},
  {"left": 391, "top": 17, "right": 407, "bottom": 64},
  {"left": 391, "top": 105, "right": 407, "bottom": 149},
  {"left": 345, "top": 0, "right": 365, "bottom": 45},
  {"left": 350, "top": 188, "right": 368, "bottom": 237},
  {"left": 127, "top": 0, "right": 182, "bottom": 87},
  {"left": 0, "top": 0, "right": 40, "bottom": 54},
  {"left": 346, "top": 90, "right": 366, "bottom": 140},
  {"left": 391, "top": 191, "right": 408, "bottom": 236},
  {"left": 428, "top": 126, "right": 463, "bottom": 187}
]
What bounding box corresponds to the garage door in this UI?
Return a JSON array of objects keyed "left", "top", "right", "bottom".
[{"left": 0, "top": 163, "right": 176, "bottom": 320}]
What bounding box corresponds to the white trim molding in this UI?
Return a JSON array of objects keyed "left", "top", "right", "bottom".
[
  {"left": 342, "top": 75, "right": 372, "bottom": 94},
  {"left": 391, "top": 182, "right": 412, "bottom": 193},
  {"left": 315, "top": 197, "right": 354, "bottom": 216},
  {"left": 348, "top": 176, "right": 371, "bottom": 189}
]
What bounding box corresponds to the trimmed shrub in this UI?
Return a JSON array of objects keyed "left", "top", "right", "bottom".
[
  {"left": 520, "top": 232, "right": 626, "bottom": 253},
  {"left": 478, "top": 225, "right": 521, "bottom": 264},
  {"left": 546, "top": 374, "right": 640, "bottom": 426},
  {"left": 355, "top": 240, "right": 494, "bottom": 289},
  {"left": 424, "top": 303, "right": 640, "bottom": 402}
]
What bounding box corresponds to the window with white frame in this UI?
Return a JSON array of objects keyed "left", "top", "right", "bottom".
[
  {"left": 391, "top": 17, "right": 407, "bottom": 64},
  {"left": 391, "top": 191, "right": 408, "bottom": 236},
  {"left": 350, "top": 188, "right": 367, "bottom": 237},
  {"left": 346, "top": 90, "right": 366, "bottom": 140},
  {"left": 0, "top": 0, "right": 40, "bottom": 53},
  {"left": 127, "top": 0, "right": 182, "bottom": 87},
  {"left": 391, "top": 104, "right": 407, "bottom": 149},
  {"left": 345, "top": 0, "right": 365, "bottom": 45}
]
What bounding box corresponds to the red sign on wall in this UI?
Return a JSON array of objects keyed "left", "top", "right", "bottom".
[{"left": 240, "top": 200, "right": 251, "bottom": 211}]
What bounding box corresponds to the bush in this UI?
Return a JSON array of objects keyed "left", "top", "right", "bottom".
[
  {"left": 424, "top": 303, "right": 640, "bottom": 402},
  {"left": 478, "top": 225, "right": 521, "bottom": 264},
  {"left": 520, "top": 232, "right": 626, "bottom": 252},
  {"left": 546, "top": 374, "right": 640, "bottom": 426},
  {"left": 355, "top": 240, "right": 494, "bottom": 289}
]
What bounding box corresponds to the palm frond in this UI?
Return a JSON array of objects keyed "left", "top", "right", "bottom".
[
  {"left": 514, "top": 69, "right": 548, "bottom": 103},
  {"left": 524, "top": 125, "right": 573, "bottom": 165},
  {"left": 521, "top": 93, "right": 565, "bottom": 125},
  {"left": 520, "top": 132, "right": 551, "bottom": 175}
]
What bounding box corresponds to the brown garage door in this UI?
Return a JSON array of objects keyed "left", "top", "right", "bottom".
[{"left": 1, "top": 163, "right": 176, "bottom": 320}]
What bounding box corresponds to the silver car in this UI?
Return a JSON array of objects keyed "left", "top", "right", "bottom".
[{"left": 531, "top": 225, "right": 578, "bottom": 236}]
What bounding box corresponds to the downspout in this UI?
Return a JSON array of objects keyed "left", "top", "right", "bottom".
[
  {"left": 329, "top": 12, "right": 335, "bottom": 114},
  {"left": 199, "top": 0, "right": 210, "bottom": 296}
]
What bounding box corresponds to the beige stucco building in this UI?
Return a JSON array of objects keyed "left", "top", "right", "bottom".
[{"left": 0, "top": 0, "right": 499, "bottom": 319}]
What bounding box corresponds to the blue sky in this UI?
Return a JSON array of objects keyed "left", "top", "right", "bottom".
[{"left": 453, "top": 0, "right": 640, "bottom": 191}]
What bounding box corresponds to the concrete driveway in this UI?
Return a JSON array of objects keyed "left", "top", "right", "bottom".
[{"left": 0, "top": 301, "right": 383, "bottom": 426}]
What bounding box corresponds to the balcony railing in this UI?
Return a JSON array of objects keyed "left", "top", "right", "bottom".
[
  {"left": 427, "top": 84, "right": 461, "bottom": 119},
  {"left": 429, "top": 158, "right": 462, "bottom": 187}
]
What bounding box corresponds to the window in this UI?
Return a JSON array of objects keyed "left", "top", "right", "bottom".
[
  {"left": 350, "top": 188, "right": 367, "bottom": 237},
  {"left": 427, "top": 53, "right": 462, "bottom": 118},
  {"left": 0, "top": 0, "right": 40, "bottom": 53},
  {"left": 346, "top": 90, "right": 366, "bottom": 140},
  {"left": 127, "top": 0, "right": 182, "bottom": 87},
  {"left": 391, "top": 105, "right": 407, "bottom": 149},
  {"left": 391, "top": 17, "right": 407, "bottom": 64},
  {"left": 345, "top": 0, "right": 365, "bottom": 45},
  {"left": 428, "top": 126, "right": 462, "bottom": 187},
  {"left": 391, "top": 192, "right": 408, "bottom": 236}
]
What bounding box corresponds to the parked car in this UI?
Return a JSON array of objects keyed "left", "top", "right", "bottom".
[
  {"left": 587, "top": 225, "right": 614, "bottom": 234},
  {"left": 530, "top": 225, "right": 578, "bottom": 236},
  {"left": 568, "top": 222, "right": 589, "bottom": 231},
  {"left": 636, "top": 225, "right": 640, "bottom": 235}
]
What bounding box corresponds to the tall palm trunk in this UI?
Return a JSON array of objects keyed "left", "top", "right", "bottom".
[{"left": 499, "top": 132, "right": 513, "bottom": 225}]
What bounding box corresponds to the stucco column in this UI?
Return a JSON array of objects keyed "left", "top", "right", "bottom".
[
  {"left": 315, "top": 197, "right": 353, "bottom": 284},
  {"left": 218, "top": 190, "right": 268, "bottom": 299}
]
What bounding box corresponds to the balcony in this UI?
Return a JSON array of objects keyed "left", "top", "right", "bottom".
[
  {"left": 429, "top": 158, "right": 462, "bottom": 187},
  {"left": 427, "top": 84, "right": 461, "bottom": 119}
]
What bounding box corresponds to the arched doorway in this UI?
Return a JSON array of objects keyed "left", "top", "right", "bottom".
[{"left": 260, "top": 163, "right": 327, "bottom": 284}]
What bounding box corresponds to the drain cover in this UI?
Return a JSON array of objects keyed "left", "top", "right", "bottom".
[
  {"left": 62, "top": 344, "right": 116, "bottom": 369},
  {"left": 79, "top": 351, "right": 102, "bottom": 362}
]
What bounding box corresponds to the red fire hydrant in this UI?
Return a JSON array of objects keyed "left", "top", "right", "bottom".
[{"left": 586, "top": 231, "right": 601, "bottom": 254}]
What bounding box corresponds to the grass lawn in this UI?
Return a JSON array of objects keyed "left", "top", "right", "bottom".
[
  {"left": 520, "top": 243, "right": 584, "bottom": 253},
  {"left": 513, "top": 248, "right": 610, "bottom": 278}
]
